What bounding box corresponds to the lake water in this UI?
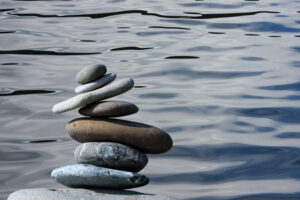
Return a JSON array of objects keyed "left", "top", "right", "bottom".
[{"left": 0, "top": 0, "right": 300, "bottom": 199}]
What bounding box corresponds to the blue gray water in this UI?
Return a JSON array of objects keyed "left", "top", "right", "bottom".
[{"left": 0, "top": 0, "right": 300, "bottom": 199}]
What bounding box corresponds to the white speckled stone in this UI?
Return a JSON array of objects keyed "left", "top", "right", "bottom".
[
  {"left": 76, "top": 64, "right": 107, "bottom": 84},
  {"left": 7, "top": 188, "right": 178, "bottom": 200},
  {"left": 75, "top": 73, "right": 116, "bottom": 94},
  {"left": 75, "top": 142, "right": 148, "bottom": 172},
  {"left": 52, "top": 78, "right": 134, "bottom": 114},
  {"left": 51, "top": 164, "right": 149, "bottom": 189}
]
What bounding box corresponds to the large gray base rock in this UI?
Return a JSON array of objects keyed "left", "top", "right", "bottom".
[
  {"left": 8, "top": 188, "right": 178, "bottom": 200},
  {"left": 51, "top": 164, "right": 149, "bottom": 189},
  {"left": 75, "top": 142, "right": 148, "bottom": 172}
]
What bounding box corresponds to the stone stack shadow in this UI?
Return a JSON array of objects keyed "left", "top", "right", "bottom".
[{"left": 50, "top": 64, "right": 173, "bottom": 190}]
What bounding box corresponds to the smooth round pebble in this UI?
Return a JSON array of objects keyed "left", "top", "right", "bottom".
[
  {"left": 76, "top": 64, "right": 107, "bottom": 84},
  {"left": 52, "top": 78, "right": 134, "bottom": 114},
  {"left": 7, "top": 188, "right": 178, "bottom": 200},
  {"left": 51, "top": 164, "right": 149, "bottom": 189},
  {"left": 75, "top": 142, "right": 148, "bottom": 172},
  {"left": 79, "top": 101, "right": 138, "bottom": 117},
  {"left": 67, "top": 118, "right": 173, "bottom": 154},
  {"left": 75, "top": 73, "right": 117, "bottom": 94}
]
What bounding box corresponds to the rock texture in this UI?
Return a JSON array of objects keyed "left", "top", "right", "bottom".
[
  {"left": 75, "top": 73, "right": 117, "bottom": 94},
  {"left": 7, "top": 188, "right": 177, "bottom": 200},
  {"left": 51, "top": 164, "right": 149, "bottom": 189},
  {"left": 75, "top": 142, "right": 148, "bottom": 172},
  {"left": 67, "top": 118, "right": 173, "bottom": 154},
  {"left": 76, "top": 64, "right": 107, "bottom": 84},
  {"left": 52, "top": 78, "right": 134, "bottom": 114},
  {"left": 79, "top": 101, "right": 138, "bottom": 117}
]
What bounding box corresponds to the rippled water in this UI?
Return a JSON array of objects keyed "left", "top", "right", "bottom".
[{"left": 0, "top": 0, "right": 300, "bottom": 199}]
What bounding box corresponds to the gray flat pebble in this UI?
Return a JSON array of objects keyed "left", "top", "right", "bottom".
[
  {"left": 79, "top": 101, "right": 138, "bottom": 117},
  {"left": 75, "top": 142, "right": 148, "bottom": 172},
  {"left": 75, "top": 73, "right": 117, "bottom": 94},
  {"left": 52, "top": 78, "right": 134, "bottom": 114},
  {"left": 76, "top": 64, "right": 107, "bottom": 84},
  {"left": 8, "top": 188, "right": 178, "bottom": 200},
  {"left": 51, "top": 164, "right": 149, "bottom": 189}
]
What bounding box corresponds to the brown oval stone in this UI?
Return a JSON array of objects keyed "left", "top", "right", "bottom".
[
  {"left": 79, "top": 101, "right": 138, "bottom": 117},
  {"left": 66, "top": 118, "right": 173, "bottom": 154}
]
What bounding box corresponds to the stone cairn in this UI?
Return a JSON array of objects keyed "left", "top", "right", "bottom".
[
  {"left": 7, "top": 64, "right": 175, "bottom": 200},
  {"left": 49, "top": 64, "right": 173, "bottom": 190}
]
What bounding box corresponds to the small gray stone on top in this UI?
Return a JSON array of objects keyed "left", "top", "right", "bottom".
[
  {"left": 8, "top": 188, "right": 178, "bottom": 200},
  {"left": 75, "top": 73, "right": 117, "bottom": 94},
  {"left": 76, "top": 64, "right": 107, "bottom": 84},
  {"left": 79, "top": 101, "right": 138, "bottom": 117},
  {"left": 75, "top": 142, "right": 148, "bottom": 172},
  {"left": 51, "top": 164, "right": 149, "bottom": 189}
]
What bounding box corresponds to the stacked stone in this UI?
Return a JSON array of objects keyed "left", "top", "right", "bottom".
[{"left": 50, "top": 64, "right": 173, "bottom": 190}]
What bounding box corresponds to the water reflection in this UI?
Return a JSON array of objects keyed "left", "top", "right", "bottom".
[
  {"left": 226, "top": 107, "right": 300, "bottom": 123},
  {"left": 0, "top": 146, "right": 40, "bottom": 161},
  {"left": 8, "top": 10, "right": 278, "bottom": 20},
  {"left": 154, "top": 144, "right": 300, "bottom": 183},
  {"left": 0, "top": 49, "right": 101, "bottom": 55},
  {"left": 259, "top": 81, "right": 300, "bottom": 91},
  {"left": 0, "top": 88, "right": 58, "bottom": 96},
  {"left": 1, "top": 0, "right": 300, "bottom": 199}
]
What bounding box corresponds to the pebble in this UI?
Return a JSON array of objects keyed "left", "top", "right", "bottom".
[
  {"left": 79, "top": 101, "right": 138, "bottom": 117},
  {"left": 67, "top": 118, "right": 173, "bottom": 154},
  {"left": 75, "top": 142, "right": 148, "bottom": 172},
  {"left": 75, "top": 73, "right": 117, "bottom": 94},
  {"left": 76, "top": 64, "right": 107, "bottom": 84},
  {"left": 51, "top": 164, "right": 149, "bottom": 189},
  {"left": 8, "top": 188, "right": 178, "bottom": 200},
  {"left": 52, "top": 78, "right": 134, "bottom": 114}
]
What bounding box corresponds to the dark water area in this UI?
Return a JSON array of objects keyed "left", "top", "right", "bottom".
[{"left": 0, "top": 0, "right": 300, "bottom": 199}]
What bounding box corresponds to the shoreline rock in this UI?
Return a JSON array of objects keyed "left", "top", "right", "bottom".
[
  {"left": 52, "top": 78, "right": 134, "bottom": 114},
  {"left": 8, "top": 188, "right": 178, "bottom": 200},
  {"left": 51, "top": 164, "right": 149, "bottom": 189},
  {"left": 67, "top": 118, "right": 173, "bottom": 154}
]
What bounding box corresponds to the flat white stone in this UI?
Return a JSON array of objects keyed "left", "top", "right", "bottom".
[
  {"left": 52, "top": 78, "right": 134, "bottom": 114},
  {"left": 75, "top": 73, "right": 116, "bottom": 94},
  {"left": 51, "top": 164, "right": 149, "bottom": 189},
  {"left": 8, "top": 188, "right": 178, "bottom": 200}
]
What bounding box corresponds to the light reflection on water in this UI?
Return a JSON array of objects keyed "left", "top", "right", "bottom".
[{"left": 0, "top": 0, "right": 300, "bottom": 199}]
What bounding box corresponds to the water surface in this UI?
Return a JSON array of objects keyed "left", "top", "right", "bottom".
[{"left": 0, "top": 0, "right": 300, "bottom": 199}]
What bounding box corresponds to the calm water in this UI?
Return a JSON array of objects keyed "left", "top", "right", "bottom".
[{"left": 0, "top": 0, "right": 300, "bottom": 199}]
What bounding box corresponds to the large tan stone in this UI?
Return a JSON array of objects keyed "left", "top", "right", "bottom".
[{"left": 67, "top": 118, "right": 173, "bottom": 154}]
